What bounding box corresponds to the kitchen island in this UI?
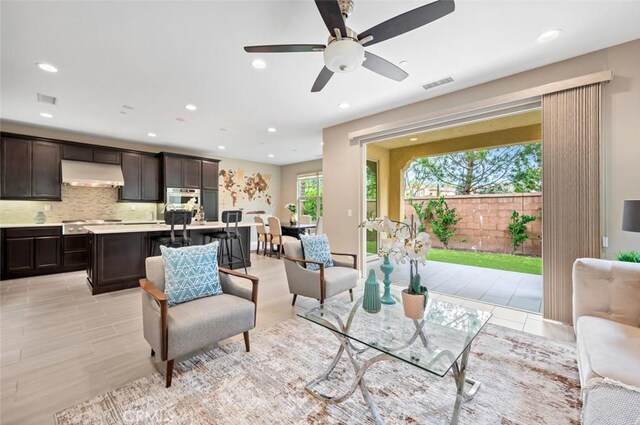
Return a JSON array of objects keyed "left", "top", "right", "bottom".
[{"left": 85, "top": 222, "right": 255, "bottom": 294}]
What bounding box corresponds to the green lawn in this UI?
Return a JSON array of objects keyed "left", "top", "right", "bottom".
[{"left": 427, "top": 249, "right": 542, "bottom": 275}]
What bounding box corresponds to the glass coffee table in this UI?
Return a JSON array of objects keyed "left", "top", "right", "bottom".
[{"left": 296, "top": 290, "right": 492, "bottom": 424}]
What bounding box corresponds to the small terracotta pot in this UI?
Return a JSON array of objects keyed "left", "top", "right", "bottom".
[{"left": 401, "top": 289, "right": 427, "bottom": 320}]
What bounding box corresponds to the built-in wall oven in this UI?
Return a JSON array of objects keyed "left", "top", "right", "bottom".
[{"left": 166, "top": 188, "right": 201, "bottom": 210}]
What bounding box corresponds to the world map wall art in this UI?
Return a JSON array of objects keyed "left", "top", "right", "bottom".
[{"left": 219, "top": 169, "right": 272, "bottom": 207}]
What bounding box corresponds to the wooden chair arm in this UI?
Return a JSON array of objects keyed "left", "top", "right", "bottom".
[
  {"left": 140, "top": 278, "right": 168, "bottom": 303},
  {"left": 139, "top": 278, "right": 168, "bottom": 360},
  {"left": 219, "top": 267, "right": 260, "bottom": 320},
  {"left": 331, "top": 252, "right": 358, "bottom": 269}
]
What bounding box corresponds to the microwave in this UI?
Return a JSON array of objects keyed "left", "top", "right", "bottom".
[{"left": 166, "top": 188, "right": 201, "bottom": 210}]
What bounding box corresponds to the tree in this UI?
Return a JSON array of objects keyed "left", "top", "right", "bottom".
[{"left": 405, "top": 143, "right": 542, "bottom": 196}]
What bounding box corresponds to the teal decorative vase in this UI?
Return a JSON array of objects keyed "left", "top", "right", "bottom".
[
  {"left": 363, "top": 269, "right": 381, "bottom": 313},
  {"left": 380, "top": 255, "right": 396, "bottom": 305}
]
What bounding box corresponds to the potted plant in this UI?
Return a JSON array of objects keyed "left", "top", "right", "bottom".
[
  {"left": 285, "top": 203, "right": 298, "bottom": 225},
  {"left": 361, "top": 216, "right": 431, "bottom": 319}
]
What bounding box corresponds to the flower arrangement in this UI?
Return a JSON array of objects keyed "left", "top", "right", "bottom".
[
  {"left": 362, "top": 216, "right": 431, "bottom": 296},
  {"left": 285, "top": 203, "right": 297, "bottom": 213}
]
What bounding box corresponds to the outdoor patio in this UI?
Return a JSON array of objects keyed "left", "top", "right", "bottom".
[{"left": 366, "top": 258, "right": 543, "bottom": 313}]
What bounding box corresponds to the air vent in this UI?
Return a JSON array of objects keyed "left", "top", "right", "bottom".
[
  {"left": 422, "top": 76, "right": 454, "bottom": 90},
  {"left": 37, "top": 93, "right": 57, "bottom": 105}
]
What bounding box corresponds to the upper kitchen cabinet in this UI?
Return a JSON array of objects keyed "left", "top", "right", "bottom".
[
  {"left": 1, "top": 137, "right": 61, "bottom": 200},
  {"left": 32, "top": 141, "right": 61, "bottom": 199},
  {"left": 62, "top": 144, "right": 121, "bottom": 165},
  {"left": 161, "top": 153, "right": 202, "bottom": 189},
  {"left": 201, "top": 160, "right": 219, "bottom": 190},
  {"left": 119, "top": 152, "right": 161, "bottom": 202}
]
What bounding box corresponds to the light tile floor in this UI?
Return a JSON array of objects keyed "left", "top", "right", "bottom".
[
  {"left": 0, "top": 253, "right": 573, "bottom": 424},
  {"left": 368, "top": 258, "right": 543, "bottom": 312}
]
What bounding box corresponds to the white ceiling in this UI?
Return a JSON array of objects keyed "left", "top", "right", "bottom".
[{"left": 2, "top": 1, "right": 639, "bottom": 165}]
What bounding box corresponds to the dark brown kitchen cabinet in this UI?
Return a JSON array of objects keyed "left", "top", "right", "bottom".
[
  {"left": 182, "top": 159, "right": 201, "bottom": 188},
  {"left": 63, "top": 234, "right": 87, "bottom": 268},
  {"left": 62, "top": 144, "right": 93, "bottom": 162},
  {"left": 120, "top": 152, "right": 142, "bottom": 200},
  {"left": 119, "top": 152, "right": 160, "bottom": 202},
  {"left": 164, "top": 155, "right": 183, "bottom": 188},
  {"left": 34, "top": 236, "right": 62, "bottom": 269},
  {"left": 1, "top": 137, "right": 32, "bottom": 199},
  {"left": 93, "top": 149, "right": 121, "bottom": 165},
  {"left": 31, "top": 141, "right": 61, "bottom": 199},
  {"left": 1, "top": 227, "right": 63, "bottom": 279},
  {"left": 201, "top": 189, "right": 219, "bottom": 222},
  {"left": 141, "top": 155, "right": 160, "bottom": 201},
  {"left": 1, "top": 137, "right": 60, "bottom": 200},
  {"left": 201, "top": 160, "right": 219, "bottom": 190}
]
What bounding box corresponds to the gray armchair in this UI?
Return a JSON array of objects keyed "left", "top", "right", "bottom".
[
  {"left": 140, "top": 256, "right": 259, "bottom": 387},
  {"left": 283, "top": 240, "right": 358, "bottom": 306}
]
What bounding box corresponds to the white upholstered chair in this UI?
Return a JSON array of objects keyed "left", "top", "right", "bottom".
[
  {"left": 299, "top": 215, "right": 312, "bottom": 224},
  {"left": 140, "top": 256, "right": 259, "bottom": 387},
  {"left": 267, "top": 216, "right": 296, "bottom": 259},
  {"left": 283, "top": 240, "right": 358, "bottom": 306}
]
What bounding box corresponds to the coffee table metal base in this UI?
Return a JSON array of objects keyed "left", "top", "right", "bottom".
[{"left": 305, "top": 313, "right": 480, "bottom": 424}]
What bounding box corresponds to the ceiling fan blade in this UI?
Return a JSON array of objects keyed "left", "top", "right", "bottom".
[
  {"left": 244, "top": 44, "right": 326, "bottom": 53},
  {"left": 311, "top": 66, "right": 334, "bottom": 92},
  {"left": 315, "top": 0, "right": 347, "bottom": 38},
  {"left": 358, "top": 0, "right": 455, "bottom": 47},
  {"left": 362, "top": 52, "right": 408, "bottom": 82}
]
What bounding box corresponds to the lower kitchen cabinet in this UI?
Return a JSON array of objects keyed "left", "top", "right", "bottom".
[
  {"left": 63, "top": 234, "right": 88, "bottom": 268},
  {"left": 1, "top": 227, "right": 63, "bottom": 279}
]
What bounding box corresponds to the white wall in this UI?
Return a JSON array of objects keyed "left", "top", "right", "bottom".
[{"left": 323, "top": 39, "right": 640, "bottom": 260}]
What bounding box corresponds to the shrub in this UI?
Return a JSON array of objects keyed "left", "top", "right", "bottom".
[
  {"left": 617, "top": 251, "right": 640, "bottom": 263},
  {"left": 508, "top": 211, "right": 536, "bottom": 254},
  {"left": 412, "top": 196, "right": 461, "bottom": 249}
]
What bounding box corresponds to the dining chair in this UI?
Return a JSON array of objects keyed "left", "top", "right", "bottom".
[
  {"left": 254, "top": 216, "right": 271, "bottom": 256},
  {"left": 267, "top": 216, "right": 297, "bottom": 259}
]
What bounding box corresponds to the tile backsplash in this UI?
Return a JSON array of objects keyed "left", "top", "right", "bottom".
[{"left": 0, "top": 186, "right": 161, "bottom": 224}]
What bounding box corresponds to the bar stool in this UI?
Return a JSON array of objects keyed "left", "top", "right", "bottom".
[
  {"left": 151, "top": 210, "right": 192, "bottom": 256},
  {"left": 254, "top": 216, "right": 271, "bottom": 256},
  {"left": 205, "top": 210, "right": 247, "bottom": 273}
]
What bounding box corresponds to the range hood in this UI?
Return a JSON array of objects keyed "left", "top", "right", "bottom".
[{"left": 61, "top": 160, "right": 125, "bottom": 187}]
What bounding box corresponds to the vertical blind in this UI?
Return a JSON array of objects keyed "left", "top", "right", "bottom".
[{"left": 542, "top": 83, "right": 601, "bottom": 324}]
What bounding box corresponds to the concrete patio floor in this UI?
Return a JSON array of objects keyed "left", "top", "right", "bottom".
[{"left": 366, "top": 258, "right": 543, "bottom": 313}]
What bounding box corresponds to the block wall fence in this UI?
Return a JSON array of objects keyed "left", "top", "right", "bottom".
[{"left": 405, "top": 193, "right": 542, "bottom": 256}]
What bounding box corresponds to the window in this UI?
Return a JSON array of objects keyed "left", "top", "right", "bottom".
[{"left": 297, "top": 173, "right": 323, "bottom": 221}]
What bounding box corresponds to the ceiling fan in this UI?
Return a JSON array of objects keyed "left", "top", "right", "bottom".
[{"left": 244, "top": 0, "right": 455, "bottom": 92}]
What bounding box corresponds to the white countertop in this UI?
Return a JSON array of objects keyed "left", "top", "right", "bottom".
[
  {"left": 84, "top": 221, "right": 256, "bottom": 234},
  {"left": 0, "top": 220, "right": 169, "bottom": 229}
]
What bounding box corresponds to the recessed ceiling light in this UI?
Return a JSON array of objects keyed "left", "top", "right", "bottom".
[
  {"left": 338, "top": 102, "right": 350, "bottom": 109},
  {"left": 252, "top": 59, "right": 267, "bottom": 69},
  {"left": 267, "top": 127, "right": 277, "bottom": 133},
  {"left": 537, "top": 29, "right": 562, "bottom": 43},
  {"left": 185, "top": 104, "right": 197, "bottom": 111},
  {"left": 268, "top": 154, "right": 275, "bottom": 158},
  {"left": 218, "top": 146, "right": 226, "bottom": 150},
  {"left": 39, "top": 112, "right": 53, "bottom": 118},
  {"left": 147, "top": 132, "right": 157, "bottom": 137},
  {"left": 36, "top": 63, "right": 58, "bottom": 73},
  {"left": 409, "top": 137, "right": 418, "bottom": 142},
  {"left": 399, "top": 60, "right": 409, "bottom": 68}
]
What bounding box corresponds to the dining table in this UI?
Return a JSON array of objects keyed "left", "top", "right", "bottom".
[{"left": 280, "top": 223, "right": 316, "bottom": 239}]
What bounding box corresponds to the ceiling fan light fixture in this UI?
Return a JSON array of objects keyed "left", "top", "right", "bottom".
[{"left": 323, "top": 40, "right": 365, "bottom": 73}]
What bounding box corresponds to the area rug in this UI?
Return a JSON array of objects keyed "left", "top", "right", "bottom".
[{"left": 55, "top": 319, "right": 581, "bottom": 424}]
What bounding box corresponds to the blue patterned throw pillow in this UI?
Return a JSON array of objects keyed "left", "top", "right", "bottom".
[
  {"left": 160, "top": 242, "right": 222, "bottom": 307},
  {"left": 300, "top": 234, "right": 334, "bottom": 271}
]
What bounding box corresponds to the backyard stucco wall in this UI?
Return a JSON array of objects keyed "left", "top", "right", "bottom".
[{"left": 405, "top": 193, "right": 542, "bottom": 256}]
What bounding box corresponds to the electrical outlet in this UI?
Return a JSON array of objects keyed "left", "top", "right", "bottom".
[
  {"left": 602, "top": 236, "right": 608, "bottom": 248},
  {"left": 43, "top": 204, "right": 51, "bottom": 212},
  {"left": 347, "top": 209, "right": 352, "bottom": 217},
  {"left": 130, "top": 204, "right": 136, "bottom": 211}
]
